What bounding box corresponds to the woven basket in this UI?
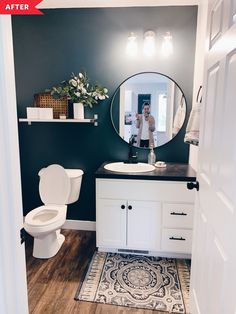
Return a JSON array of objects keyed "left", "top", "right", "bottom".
[{"left": 34, "top": 93, "right": 68, "bottom": 119}]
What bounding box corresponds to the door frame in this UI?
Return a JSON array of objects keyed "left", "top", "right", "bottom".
[
  {"left": 0, "top": 16, "right": 28, "bottom": 314},
  {"left": 0, "top": 1, "right": 201, "bottom": 313}
]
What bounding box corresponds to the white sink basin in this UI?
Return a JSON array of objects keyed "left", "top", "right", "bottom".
[{"left": 104, "top": 162, "right": 155, "bottom": 173}]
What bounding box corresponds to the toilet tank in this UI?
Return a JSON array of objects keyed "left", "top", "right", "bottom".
[{"left": 65, "top": 169, "right": 84, "bottom": 204}]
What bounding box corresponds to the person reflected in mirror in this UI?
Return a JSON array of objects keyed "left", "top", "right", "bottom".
[{"left": 136, "top": 103, "right": 155, "bottom": 148}]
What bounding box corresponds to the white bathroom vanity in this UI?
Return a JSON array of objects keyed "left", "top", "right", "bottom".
[{"left": 95, "top": 162, "right": 196, "bottom": 258}]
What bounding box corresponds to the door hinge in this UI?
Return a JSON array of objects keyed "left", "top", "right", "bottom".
[{"left": 20, "top": 228, "right": 27, "bottom": 244}]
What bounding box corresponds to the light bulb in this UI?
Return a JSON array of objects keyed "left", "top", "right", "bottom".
[
  {"left": 143, "top": 30, "right": 156, "bottom": 57},
  {"left": 161, "top": 32, "right": 173, "bottom": 57},
  {"left": 126, "top": 32, "right": 138, "bottom": 57}
]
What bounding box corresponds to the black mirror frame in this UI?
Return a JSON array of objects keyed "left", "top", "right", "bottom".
[{"left": 110, "top": 71, "right": 187, "bottom": 149}]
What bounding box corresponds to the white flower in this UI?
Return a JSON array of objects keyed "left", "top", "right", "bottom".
[
  {"left": 75, "top": 92, "right": 80, "bottom": 97},
  {"left": 69, "top": 79, "right": 77, "bottom": 87},
  {"left": 99, "top": 95, "right": 106, "bottom": 100},
  {"left": 81, "top": 87, "right": 87, "bottom": 94},
  {"left": 79, "top": 73, "right": 83, "bottom": 78},
  {"left": 104, "top": 88, "right": 108, "bottom": 93}
]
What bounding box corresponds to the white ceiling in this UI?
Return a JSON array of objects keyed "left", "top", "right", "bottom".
[{"left": 39, "top": 0, "right": 200, "bottom": 9}]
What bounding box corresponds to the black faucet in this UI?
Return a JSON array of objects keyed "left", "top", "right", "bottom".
[{"left": 128, "top": 135, "right": 138, "bottom": 163}]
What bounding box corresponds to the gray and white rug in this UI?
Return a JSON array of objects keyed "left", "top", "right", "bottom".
[{"left": 75, "top": 252, "right": 190, "bottom": 313}]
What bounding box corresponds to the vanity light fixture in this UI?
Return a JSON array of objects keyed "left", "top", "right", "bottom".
[
  {"left": 126, "top": 30, "right": 173, "bottom": 58},
  {"left": 143, "top": 30, "right": 156, "bottom": 57},
  {"left": 126, "top": 32, "right": 138, "bottom": 57},
  {"left": 161, "top": 32, "right": 173, "bottom": 57}
]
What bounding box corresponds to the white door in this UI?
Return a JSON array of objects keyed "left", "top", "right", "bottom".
[
  {"left": 190, "top": 1, "right": 236, "bottom": 313},
  {"left": 96, "top": 199, "right": 126, "bottom": 248},
  {"left": 0, "top": 16, "right": 28, "bottom": 313},
  {"left": 127, "top": 200, "right": 161, "bottom": 251}
]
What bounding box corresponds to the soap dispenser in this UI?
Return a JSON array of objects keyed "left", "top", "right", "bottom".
[{"left": 148, "top": 144, "right": 156, "bottom": 165}]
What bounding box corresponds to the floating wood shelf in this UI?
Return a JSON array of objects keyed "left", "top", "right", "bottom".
[{"left": 19, "top": 114, "right": 98, "bottom": 126}]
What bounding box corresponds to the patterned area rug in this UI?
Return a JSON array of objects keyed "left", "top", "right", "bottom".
[{"left": 75, "top": 252, "right": 190, "bottom": 313}]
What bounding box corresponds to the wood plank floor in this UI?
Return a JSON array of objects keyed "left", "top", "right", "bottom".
[{"left": 26, "top": 229, "right": 167, "bottom": 314}]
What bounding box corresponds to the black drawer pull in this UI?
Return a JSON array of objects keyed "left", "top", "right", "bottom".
[
  {"left": 170, "top": 212, "right": 187, "bottom": 216},
  {"left": 121, "top": 205, "right": 125, "bottom": 209},
  {"left": 169, "top": 236, "right": 186, "bottom": 241},
  {"left": 128, "top": 205, "right": 132, "bottom": 210}
]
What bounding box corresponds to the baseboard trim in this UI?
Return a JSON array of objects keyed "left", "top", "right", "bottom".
[{"left": 62, "top": 219, "right": 96, "bottom": 231}]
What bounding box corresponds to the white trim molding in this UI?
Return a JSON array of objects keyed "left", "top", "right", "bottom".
[
  {"left": 62, "top": 219, "right": 96, "bottom": 231},
  {"left": 0, "top": 16, "right": 28, "bottom": 314},
  {"left": 189, "top": 0, "right": 208, "bottom": 171},
  {"left": 39, "top": 0, "right": 200, "bottom": 9}
]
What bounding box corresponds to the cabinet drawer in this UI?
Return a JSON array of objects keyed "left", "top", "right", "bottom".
[
  {"left": 96, "top": 179, "right": 195, "bottom": 202},
  {"left": 161, "top": 228, "right": 192, "bottom": 254},
  {"left": 163, "top": 203, "right": 194, "bottom": 229}
]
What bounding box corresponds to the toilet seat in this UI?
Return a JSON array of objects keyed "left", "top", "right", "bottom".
[
  {"left": 24, "top": 205, "right": 67, "bottom": 237},
  {"left": 25, "top": 205, "right": 66, "bottom": 228},
  {"left": 24, "top": 165, "right": 71, "bottom": 236}
]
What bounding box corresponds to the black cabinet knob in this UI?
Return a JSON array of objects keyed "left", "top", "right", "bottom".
[
  {"left": 187, "top": 181, "right": 199, "bottom": 191},
  {"left": 128, "top": 205, "right": 132, "bottom": 210},
  {"left": 121, "top": 205, "right": 125, "bottom": 209}
]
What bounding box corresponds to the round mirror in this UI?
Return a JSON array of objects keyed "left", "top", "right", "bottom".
[{"left": 111, "top": 72, "right": 187, "bottom": 148}]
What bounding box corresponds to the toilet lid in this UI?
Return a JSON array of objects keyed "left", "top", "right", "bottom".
[{"left": 39, "top": 164, "right": 71, "bottom": 205}]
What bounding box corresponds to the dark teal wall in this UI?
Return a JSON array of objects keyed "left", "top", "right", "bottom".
[{"left": 12, "top": 6, "right": 197, "bottom": 221}]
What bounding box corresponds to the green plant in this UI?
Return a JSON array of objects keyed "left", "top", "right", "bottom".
[{"left": 47, "top": 71, "right": 109, "bottom": 107}]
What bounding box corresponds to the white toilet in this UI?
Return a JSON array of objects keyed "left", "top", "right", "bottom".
[{"left": 24, "top": 164, "right": 83, "bottom": 259}]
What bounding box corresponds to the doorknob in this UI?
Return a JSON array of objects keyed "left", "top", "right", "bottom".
[{"left": 187, "top": 181, "right": 199, "bottom": 191}]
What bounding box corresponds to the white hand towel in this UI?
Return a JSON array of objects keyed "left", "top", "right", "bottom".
[
  {"left": 184, "top": 86, "right": 202, "bottom": 146},
  {"left": 173, "top": 96, "right": 186, "bottom": 136}
]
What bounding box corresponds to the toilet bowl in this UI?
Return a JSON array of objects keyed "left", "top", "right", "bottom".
[{"left": 24, "top": 164, "right": 83, "bottom": 259}]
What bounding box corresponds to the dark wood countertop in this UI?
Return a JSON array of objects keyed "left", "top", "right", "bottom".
[{"left": 95, "top": 162, "right": 196, "bottom": 182}]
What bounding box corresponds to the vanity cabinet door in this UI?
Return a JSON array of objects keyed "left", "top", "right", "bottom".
[
  {"left": 96, "top": 199, "right": 126, "bottom": 248},
  {"left": 127, "top": 201, "right": 161, "bottom": 251}
]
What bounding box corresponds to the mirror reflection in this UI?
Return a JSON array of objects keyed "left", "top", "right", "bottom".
[{"left": 111, "top": 72, "right": 187, "bottom": 148}]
